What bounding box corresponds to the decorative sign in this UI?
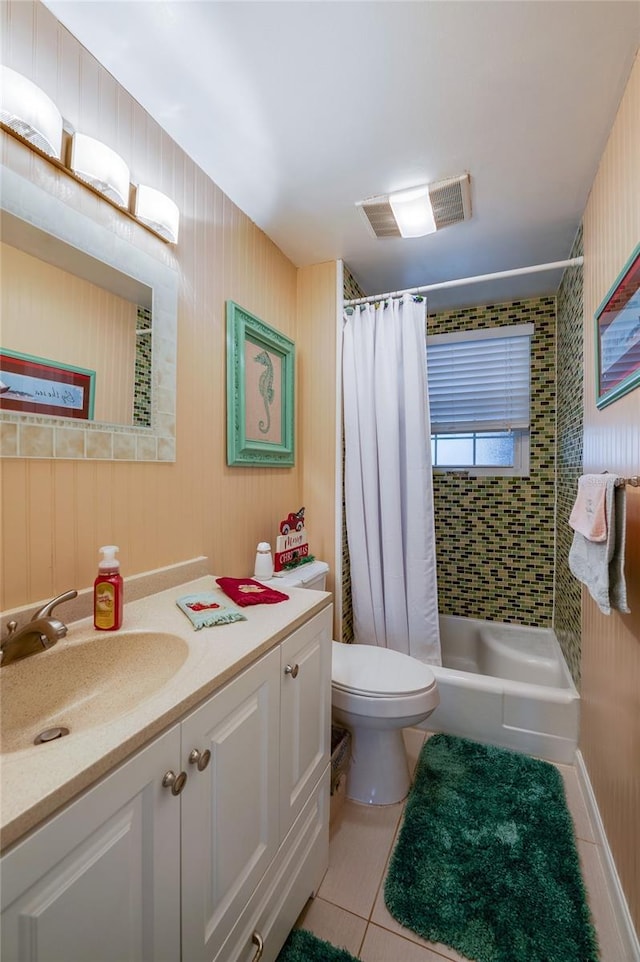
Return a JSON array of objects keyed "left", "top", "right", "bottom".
[
  {"left": 0, "top": 349, "right": 95, "bottom": 420},
  {"left": 274, "top": 507, "right": 309, "bottom": 571}
]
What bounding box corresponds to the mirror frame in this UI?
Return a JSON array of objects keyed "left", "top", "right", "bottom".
[{"left": 1, "top": 166, "right": 178, "bottom": 461}]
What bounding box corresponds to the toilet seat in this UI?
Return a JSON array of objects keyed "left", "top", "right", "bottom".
[{"left": 331, "top": 641, "right": 437, "bottom": 698}]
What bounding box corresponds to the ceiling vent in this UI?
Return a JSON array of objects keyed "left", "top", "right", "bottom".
[{"left": 358, "top": 173, "right": 472, "bottom": 239}]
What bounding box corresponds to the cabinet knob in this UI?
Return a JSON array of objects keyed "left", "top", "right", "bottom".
[
  {"left": 284, "top": 663, "right": 299, "bottom": 678},
  {"left": 188, "top": 748, "right": 211, "bottom": 772},
  {"left": 250, "top": 931, "right": 264, "bottom": 961},
  {"left": 162, "top": 770, "right": 187, "bottom": 796}
]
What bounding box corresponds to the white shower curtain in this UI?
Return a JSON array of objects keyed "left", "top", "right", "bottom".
[{"left": 343, "top": 294, "right": 441, "bottom": 665}]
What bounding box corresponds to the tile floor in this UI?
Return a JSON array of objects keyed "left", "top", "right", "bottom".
[{"left": 296, "top": 729, "right": 629, "bottom": 962}]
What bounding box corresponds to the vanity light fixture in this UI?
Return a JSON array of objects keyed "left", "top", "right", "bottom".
[
  {"left": 0, "top": 65, "right": 63, "bottom": 160},
  {"left": 0, "top": 66, "right": 180, "bottom": 244},
  {"left": 134, "top": 184, "right": 180, "bottom": 244},
  {"left": 70, "top": 132, "right": 130, "bottom": 208}
]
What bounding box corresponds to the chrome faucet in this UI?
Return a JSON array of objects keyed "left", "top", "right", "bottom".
[{"left": 0, "top": 590, "right": 78, "bottom": 667}]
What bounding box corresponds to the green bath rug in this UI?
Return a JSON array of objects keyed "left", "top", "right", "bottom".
[
  {"left": 384, "top": 734, "right": 599, "bottom": 962},
  {"left": 277, "top": 928, "right": 358, "bottom": 962}
]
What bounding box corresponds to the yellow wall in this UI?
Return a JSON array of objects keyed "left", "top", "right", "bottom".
[
  {"left": 0, "top": 1, "right": 338, "bottom": 611},
  {"left": 297, "top": 261, "right": 341, "bottom": 635},
  {"left": 580, "top": 50, "right": 640, "bottom": 933}
]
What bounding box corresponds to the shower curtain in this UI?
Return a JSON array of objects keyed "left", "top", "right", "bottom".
[{"left": 343, "top": 294, "right": 441, "bottom": 665}]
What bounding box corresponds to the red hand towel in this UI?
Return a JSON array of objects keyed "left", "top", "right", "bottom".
[{"left": 215, "top": 577, "right": 289, "bottom": 607}]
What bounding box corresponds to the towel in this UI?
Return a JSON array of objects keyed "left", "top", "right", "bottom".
[
  {"left": 176, "top": 592, "right": 246, "bottom": 629},
  {"left": 215, "top": 577, "right": 289, "bottom": 607},
  {"left": 569, "top": 474, "right": 608, "bottom": 542},
  {"left": 568, "top": 476, "right": 629, "bottom": 615}
]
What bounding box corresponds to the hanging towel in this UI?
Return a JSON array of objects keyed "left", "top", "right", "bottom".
[
  {"left": 568, "top": 476, "right": 630, "bottom": 615},
  {"left": 215, "top": 577, "right": 289, "bottom": 607},
  {"left": 568, "top": 474, "right": 608, "bottom": 542},
  {"left": 176, "top": 592, "right": 246, "bottom": 629}
]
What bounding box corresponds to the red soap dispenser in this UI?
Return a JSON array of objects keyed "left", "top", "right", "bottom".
[{"left": 94, "top": 545, "right": 123, "bottom": 631}]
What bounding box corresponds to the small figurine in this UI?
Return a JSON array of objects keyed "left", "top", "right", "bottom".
[{"left": 280, "top": 507, "right": 305, "bottom": 535}]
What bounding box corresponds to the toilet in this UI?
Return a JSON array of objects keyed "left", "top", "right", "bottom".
[
  {"left": 271, "top": 561, "right": 440, "bottom": 806},
  {"left": 331, "top": 642, "right": 439, "bottom": 804}
]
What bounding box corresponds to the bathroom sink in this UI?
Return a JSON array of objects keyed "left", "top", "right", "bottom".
[{"left": 0, "top": 630, "right": 189, "bottom": 754}]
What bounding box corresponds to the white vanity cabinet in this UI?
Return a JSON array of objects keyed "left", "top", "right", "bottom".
[
  {"left": 1, "top": 604, "right": 332, "bottom": 962},
  {"left": 181, "top": 606, "right": 332, "bottom": 962}
]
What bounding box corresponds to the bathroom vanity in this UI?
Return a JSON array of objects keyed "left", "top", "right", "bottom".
[{"left": 0, "top": 578, "right": 333, "bottom": 962}]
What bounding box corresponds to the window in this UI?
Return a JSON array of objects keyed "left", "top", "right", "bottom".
[{"left": 426, "top": 323, "right": 533, "bottom": 476}]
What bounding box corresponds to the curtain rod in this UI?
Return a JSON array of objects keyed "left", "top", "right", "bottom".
[{"left": 344, "top": 257, "right": 584, "bottom": 307}]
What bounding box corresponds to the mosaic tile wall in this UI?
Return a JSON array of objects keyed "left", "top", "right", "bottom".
[
  {"left": 428, "top": 298, "right": 557, "bottom": 626},
  {"left": 554, "top": 227, "right": 584, "bottom": 686},
  {"left": 134, "top": 306, "right": 153, "bottom": 427}
]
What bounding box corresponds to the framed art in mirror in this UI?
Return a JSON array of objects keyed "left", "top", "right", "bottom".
[
  {"left": 595, "top": 242, "right": 640, "bottom": 409},
  {"left": 226, "top": 301, "right": 295, "bottom": 466},
  {"left": 0, "top": 349, "right": 95, "bottom": 420}
]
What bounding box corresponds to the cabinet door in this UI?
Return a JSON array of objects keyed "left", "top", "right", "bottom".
[
  {"left": 1, "top": 725, "right": 181, "bottom": 962},
  {"left": 180, "top": 646, "right": 281, "bottom": 962},
  {"left": 216, "top": 767, "right": 330, "bottom": 962},
  {"left": 280, "top": 607, "right": 332, "bottom": 835}
]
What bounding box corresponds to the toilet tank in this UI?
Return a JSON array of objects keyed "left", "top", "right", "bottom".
[{"left": 273, "top": 560, "right": 329, "bottom": 591}]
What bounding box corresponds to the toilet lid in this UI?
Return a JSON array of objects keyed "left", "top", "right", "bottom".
[{"left": 332, "top": 642, "right": 437, "bottom": 697}]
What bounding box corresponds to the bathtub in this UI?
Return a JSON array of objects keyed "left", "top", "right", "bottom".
[{"left": 424, "top": 615, "right": 579, "bottom": 764}]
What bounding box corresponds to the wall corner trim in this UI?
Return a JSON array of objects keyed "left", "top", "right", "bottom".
[{"left": 575, "top": 750, "right": 640, "bottom": 960}]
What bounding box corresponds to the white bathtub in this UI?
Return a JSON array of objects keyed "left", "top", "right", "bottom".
[{"left": 424, "top": 615, "right": 579, "bottom": 764}]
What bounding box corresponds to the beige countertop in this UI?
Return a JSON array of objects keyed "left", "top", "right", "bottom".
[{"left": 0, "top": 576, "right": 331, "bottom": 853}]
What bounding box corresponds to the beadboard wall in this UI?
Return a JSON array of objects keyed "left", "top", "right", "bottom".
[
  {"left": 580, "top": 50, "right": 640, "bottom": 937},
  {"left": 297, "top": 260, "right": 341, "bottom": 638},
  {"left": 1, "top": 0, "right": 311, "bottom": 610}
]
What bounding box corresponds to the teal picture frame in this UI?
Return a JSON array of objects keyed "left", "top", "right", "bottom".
[
  {"left": 595, "top": 242, "right": 640, "bottom": 410},
  {"left": 226, "top": 301, "right": 295, "bottom": 466}
]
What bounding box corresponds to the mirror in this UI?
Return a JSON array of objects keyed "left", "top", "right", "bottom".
[{"left": 0, "top": 166, "right": 178, "bottom": 461}]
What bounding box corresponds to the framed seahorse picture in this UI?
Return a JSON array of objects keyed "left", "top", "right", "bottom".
[{"left": 226, "top": 301, "right": 295, "bottom": 465}]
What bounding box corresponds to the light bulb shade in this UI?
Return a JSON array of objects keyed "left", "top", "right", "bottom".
[
  {"left": 70, "top": 132, "right": 130, "bottom": 207},
  {"left": 0, "top": 66, "right": 63, "bottom": 159},
  {"left": 389, "top": 185, "right": 436, "bottom": 238},
  {"left": 134, "top": 184, "right": 180, "bottom": 243}
]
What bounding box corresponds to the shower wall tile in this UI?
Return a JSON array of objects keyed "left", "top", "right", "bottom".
[
  {"left": 428, "top": 297, "right": 557, "bottom": 626},
  {"left": 343, "top": 265, "right": 366, "bottom": 303},
  {"left": 554, "top": 227, "right": 584, "bottom": 687}
]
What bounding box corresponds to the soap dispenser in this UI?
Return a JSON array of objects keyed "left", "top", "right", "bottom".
[
  {"left": 254, "top": 542, "right": 274, "bottom": 580},
  {"left": 94, "top": 545, "right": 123, "bottom": 631}
]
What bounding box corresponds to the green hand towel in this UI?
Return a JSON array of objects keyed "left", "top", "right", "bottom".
[{"left": 176, "top": 592, "right": 246, "bottom": 629}]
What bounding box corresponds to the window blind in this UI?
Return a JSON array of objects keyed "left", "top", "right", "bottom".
[{"left": 426, "top": 323, "right": 533, "bottom": 433}]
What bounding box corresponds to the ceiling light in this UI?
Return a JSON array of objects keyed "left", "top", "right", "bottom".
[
  {"left": 70, "top": 132, "right": 130, "bottom": 207},
  {"left": 0, "top": 66, "right": 63, "bottom": 160},
  {"left": 134, "top": 185, "right": 180, "bottom": 244},
  {"left": 389, "top": 185, "right": 436, "bottom": 238},
  {"left": 358, "top": 174, "right": 472, "bottom": 240}
]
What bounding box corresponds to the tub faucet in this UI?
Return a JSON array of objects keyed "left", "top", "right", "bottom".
[{"left": 0, "top": 590, "right": 78, "bottom": 667}]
